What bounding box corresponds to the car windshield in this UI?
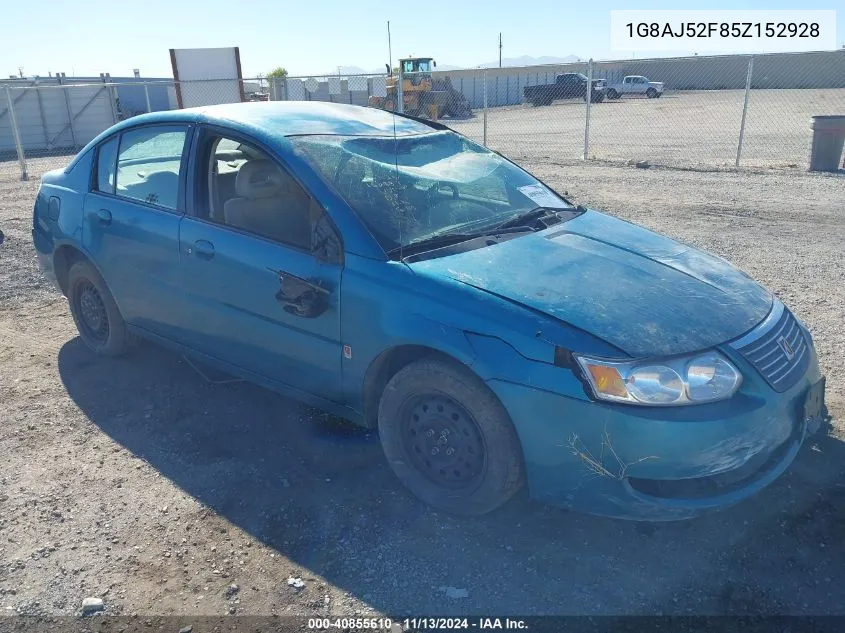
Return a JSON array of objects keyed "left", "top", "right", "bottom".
[{"left": 290, "top": 131, "right": 572, "bottom": 252}]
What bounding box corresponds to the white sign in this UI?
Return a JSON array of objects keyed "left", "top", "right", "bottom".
[
  {"left": 371, "top": 76, "right": 387, "bottom": 98},
  {"left": 286, "top": 79, "right": 305, "bottom": 100},
  {"left": 348, "top": 76, "right": 369, "bottom": 91},
  {"left": 170, "top": 47, "right": 242, "bottom": 108},
  {"left": 517, "top": 185, "right": 567, "bottom": 209},
  {"left": 610, "top": 10, "right": 836, "bottom": 53}
]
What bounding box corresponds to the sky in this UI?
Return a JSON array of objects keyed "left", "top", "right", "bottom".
[{"left": 3, "top": 0, "right": 843, "bottom": 79}]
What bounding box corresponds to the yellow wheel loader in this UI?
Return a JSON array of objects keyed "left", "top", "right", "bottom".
[{"left": 369, "top": 57, "right": 472, "bottom": 120}]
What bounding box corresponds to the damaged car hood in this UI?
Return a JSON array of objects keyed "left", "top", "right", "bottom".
[{"left": 409, "top": 210, "right": 773, "bottom": 357}]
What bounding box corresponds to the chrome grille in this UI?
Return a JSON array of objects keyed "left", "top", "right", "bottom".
[{"left": 733, "top": 305, "right": 809, "bottom": 393}]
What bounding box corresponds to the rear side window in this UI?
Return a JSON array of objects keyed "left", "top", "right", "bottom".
[
  {"left": 95, "top": 137, "right": 119, "bottom": 194},
  {"left": 115, "top": 126, "right": 188, "bottom": 210}
]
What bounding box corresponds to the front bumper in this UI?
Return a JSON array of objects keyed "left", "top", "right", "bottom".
[{"left": 488, "top": 345, "right": 823, "bottom": 521}]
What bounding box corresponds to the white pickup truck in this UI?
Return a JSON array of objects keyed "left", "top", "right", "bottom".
[{"left": 606, "top": 76, "right": 664, "bottom": 99}]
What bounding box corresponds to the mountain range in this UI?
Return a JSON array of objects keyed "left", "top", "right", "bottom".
[{"left": 325, "top": 55, "right": 581, "bottom": 76}]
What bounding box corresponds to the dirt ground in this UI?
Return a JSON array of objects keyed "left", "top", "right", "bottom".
[
  {"left": 448, "top": 89, "right": 845, "bottom": 170},
  {"left": 0, "top": 153, "right": 844, "bottom": 620}
]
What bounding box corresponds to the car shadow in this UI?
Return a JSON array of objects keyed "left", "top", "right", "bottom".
[{"left": 57, "top": 337, "right": 845, "bottom": 616}]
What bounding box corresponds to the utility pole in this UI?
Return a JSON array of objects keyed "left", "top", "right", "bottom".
[
  {"left": 498, "top": 33, "right": 502, "bottom": 68},
  {"left": 387, "top": 21, "right": 393, "bottom": 74}
]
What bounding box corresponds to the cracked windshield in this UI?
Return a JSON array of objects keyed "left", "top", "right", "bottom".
[{"left": 292, "top": 130, "right": 573, "bottom": 252}]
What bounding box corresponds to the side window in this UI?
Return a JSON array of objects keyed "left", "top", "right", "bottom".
[
  {"left": 94, "top": 137, "right": 119, "bottom": 194},
  {"left": 205, "top": 134, "right": 313, "bottom": 251},
  {"left": 116, "top": 126, "right": 187, "bottom": 210}
]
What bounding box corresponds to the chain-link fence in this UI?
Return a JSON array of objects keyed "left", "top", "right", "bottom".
[
  {"left": 2, "top": 50, "right": 844, "bottom": 183},
  {"left": 269, "top": 73, "right": 387, "bottom": 106},
  {"left": 0, "top": 77, "right": 180, "bottom": 182}
]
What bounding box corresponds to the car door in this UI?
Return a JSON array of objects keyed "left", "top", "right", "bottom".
[
  {"left": 177, "top": 127, "right": 344, "bottom": 402},
  {"left": 83, "top": 124, "right": 192, "bottom": 339},
  {"left": 559, "top": 75, "right": 574, "bottom": 98},
  {"left": 633, "top": 77, "right": 648, "bottom": 94}
]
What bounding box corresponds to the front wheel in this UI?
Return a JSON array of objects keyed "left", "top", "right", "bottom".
[
  {"left": 378, "top": 358, "right": 525, "bottom": 516},
  {"left": 607, "top": 89, "right": 619, "bottom": 100},
  {"left": 67, "top": 260, "right": 135, "bottom": 356},
  {"left": 646, "top": 88, "right": 658, "bottom": 98}
]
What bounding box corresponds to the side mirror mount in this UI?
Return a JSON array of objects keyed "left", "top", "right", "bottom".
[
  {"left": 433, "top": 60, "right": 437, "bottom": 68},
  {"left": 385, "top": 63, "right": 391, "bottom": 77},
  {"left": 0, "top": 229, "right": 4, "bottom": 246}
]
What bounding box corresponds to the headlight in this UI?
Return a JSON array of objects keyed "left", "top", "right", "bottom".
[{"left": 574, "top": 351, "right": 742, "bottom": 406}]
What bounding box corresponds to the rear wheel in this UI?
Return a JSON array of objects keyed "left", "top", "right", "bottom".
[
  {"left": 607, "top": 89, "right": 619, "bottom": 100},
  {"left": 67, "top": 260, "right": 134, "bottom": 356},
  {"left": 378, "top": 358, "right": 525, "bottom": 516}
]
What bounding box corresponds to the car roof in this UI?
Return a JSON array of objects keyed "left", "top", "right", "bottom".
[{"left": 115, "top": 101, "right": 439, "bottom": 138}]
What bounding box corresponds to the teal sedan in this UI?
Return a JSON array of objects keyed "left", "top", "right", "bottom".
[{"left": 31, "top": 102, "right": 826, "bottom": 519}]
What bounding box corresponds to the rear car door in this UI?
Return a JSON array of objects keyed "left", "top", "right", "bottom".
[
  {"left": 82, "top": 124, "right": 191, "bottom": 339},
  {"left": 633, "top": 77, "right": 648, "bottom": 94},
  {"left": 178, "top": 127, "right": 344, "bottom": 402}
]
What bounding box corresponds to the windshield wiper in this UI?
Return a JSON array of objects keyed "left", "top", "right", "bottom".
[
  {"left": 386, "top": 226, "right": 534, "bottom": 260},
  {"left": 386, "top": 233, "right": 481, "bottom": 259},
  {"left": 489, "top": 205, "right": 583, "bottom": 231}
]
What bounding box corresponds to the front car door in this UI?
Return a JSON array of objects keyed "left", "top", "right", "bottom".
[
  {"left": 82, "top": 124, "right": 192, "bottom": 338},
  {"left": 559, "top": 75, "right": 576, "bottom": 98},
  {"left": 178, "top": 127, "right": 344, "bottom": 402}
]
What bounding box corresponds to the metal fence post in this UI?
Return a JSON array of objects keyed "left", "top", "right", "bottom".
[
  {"left": 144, "top": 82, "right": 152, "bottom": 113},
  {"left": 735, "top": 56, "right": 754, "bottom": 168},
  {"left": 5, "top": 86, "right": 28, "bottom": 181},
  {"left": 58, "top": 76, "right": 78, "bottom": 149},
  {"left": 584, "top": 59, "right": 593, "bottom": 161},
  {"left": 105, "top": 82, "right": 118, "bottom": 123},
  {"left": 483, "top": 69, "right": 488, "bottom": 147},
  {"left": 397, "top": 66, "right": 404, "bottom": 114}
]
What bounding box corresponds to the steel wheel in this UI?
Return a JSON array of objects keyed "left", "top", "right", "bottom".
[
  {"left": 401, "top": 393, "right": 487, "bottom": 490},
  {"left": 378, "top": 358, "right": 525, "bottom": 515},
  {"left": 75, "top": 279, "right": 110, "bottom": 343}
]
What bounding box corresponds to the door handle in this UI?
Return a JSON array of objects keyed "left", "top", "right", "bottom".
[
  {"left": 192, "top": 239, "right": 215, "bottom": 260},
  {"left": 97, "top": 209, "right": 112, "bottom": 226}
]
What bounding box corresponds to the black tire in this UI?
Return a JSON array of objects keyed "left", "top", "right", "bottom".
[
  {"left": 607, "top": 89, "right": 619, "bottom": 100},
  {"left": 378, "top": 357, "right": 524, "bottom": 516},
  {"left": 67, "top": 259, "right": 135, "bottom": 356},
  {"left": 646, "top": 88, "right": 657, "bottom": 98}
]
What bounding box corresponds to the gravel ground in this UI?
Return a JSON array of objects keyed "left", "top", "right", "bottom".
[
  {"left": 448, "top": 89, "right": 845, "bottom": 170},
  {"left": 0, "top": 155, "right": 844, "bottom": 620}
]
